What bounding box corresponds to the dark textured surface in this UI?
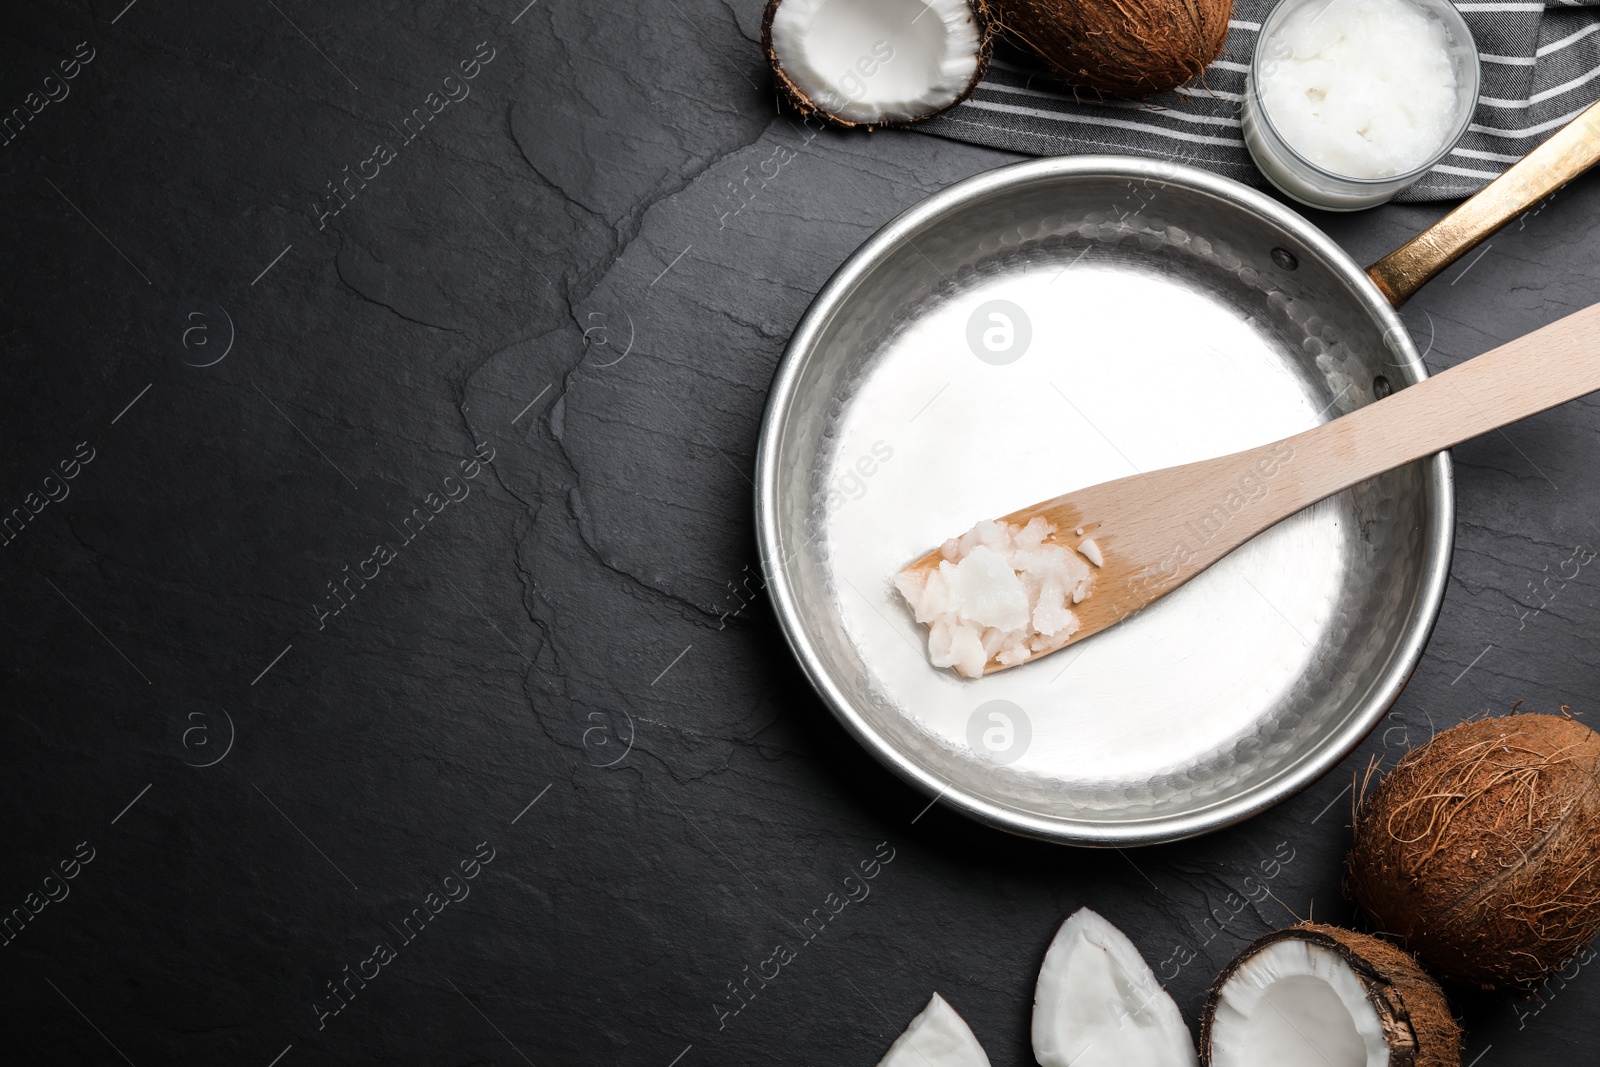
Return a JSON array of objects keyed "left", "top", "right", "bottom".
[{"left": 3, "top": 2, "right": 1600, "bottom": 1065}]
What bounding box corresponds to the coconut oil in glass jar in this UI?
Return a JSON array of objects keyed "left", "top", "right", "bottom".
[{"left": 1243, "top": 0, "right": 1480, "bottom": 210}]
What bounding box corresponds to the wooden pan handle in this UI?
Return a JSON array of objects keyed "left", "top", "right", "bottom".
[{"left": 1366, "top": 99, "right": 1600, "bottom": 308}]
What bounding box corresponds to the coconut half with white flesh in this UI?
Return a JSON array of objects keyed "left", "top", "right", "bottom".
[
  {"left": 1032, "top": 908, "right": 1199, "bottom": 1067},
  {"left": 876, "top": 992, "right": 992, "bottom": 1067},
  {"left": 763, "top": 0, "right": 991, "bottom": 128},
  {"left": 1202, "top": 925, "right": 1461, "bottom": 1067}
]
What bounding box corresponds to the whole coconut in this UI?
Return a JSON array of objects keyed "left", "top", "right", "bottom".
[
  {"left": 1348, "top": 712, "right": 1600, "bottom": 988},
  {"left": 990, "top": 0, "right": 1232, "bottom": 98}
]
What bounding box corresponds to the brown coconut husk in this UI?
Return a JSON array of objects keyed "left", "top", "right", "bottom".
[
  {"left": 1200, "top": 924, "right": 1461, "bottom": 1067},
  {"left": 988, "top": 0, "right": 1231, "bottom": 99},
  {"left": 761, "top": 0, "right": 995, "bottom": 129},
  {"left": 1348, "top": 711, "right": 1600, "bottom": 989}
]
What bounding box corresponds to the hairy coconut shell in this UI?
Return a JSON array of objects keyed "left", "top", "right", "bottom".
[
  {"left": 1201, "top": 924, "right": 1461, "bottom": 1067},
  {"left": 1348, "top": 712, "right": 1600, "bottom": 989},
  {"left": 990, "top": 0, "right": 1231, "bottom": 98},
  {"left": 761, "top": 0, "right": 995, "bottom": 129}
]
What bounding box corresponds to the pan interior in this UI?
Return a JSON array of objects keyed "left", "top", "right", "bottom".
[{"left": 766, "top": 165, "right": 1439, "bottom": 838}]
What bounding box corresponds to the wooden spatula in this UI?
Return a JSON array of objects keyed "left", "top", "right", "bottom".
[{"left": 902, "top": 301, "right": 1600, "bottom": 674}]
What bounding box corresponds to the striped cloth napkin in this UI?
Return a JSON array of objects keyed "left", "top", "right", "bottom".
[{"left": 916, "top": 1, "right": 1600, "bottom": 200}]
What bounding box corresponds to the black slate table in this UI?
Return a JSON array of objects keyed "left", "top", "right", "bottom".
[{"left": 4, "top": 2, "right": 1598, "bottom": 1065}]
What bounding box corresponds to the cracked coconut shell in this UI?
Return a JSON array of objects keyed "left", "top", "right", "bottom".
[
  {"left": 1348, "top": 712, "right": 1600, "bottom": 989},
  {"left": 1201, "top": 924, "right": 1460, "bottom": 1067},
  {"left": 989, "top": 0, "right": 1231, "bottom": 98},
  {"left": 762, "top": 0, "right": 994, "bottom": 129}
]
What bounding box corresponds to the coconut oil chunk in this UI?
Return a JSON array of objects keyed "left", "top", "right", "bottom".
[{"left": 894, "top": 517, "right": 1096, "bottom": 678}]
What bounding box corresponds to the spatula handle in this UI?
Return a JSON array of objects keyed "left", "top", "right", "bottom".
[{"left": 1288, "top": 302, "right": 1600, "bottom": 505}]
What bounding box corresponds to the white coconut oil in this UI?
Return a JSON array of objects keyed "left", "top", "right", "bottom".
[
  {"left": 893, "top": 517, "right": 1097, "bottom": 678},
  {"left": 1243, "top": 0, "right": 1478, "bottom": 209}
]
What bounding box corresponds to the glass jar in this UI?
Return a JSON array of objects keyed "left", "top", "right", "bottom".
[{"left": 1242, "top": 0, "right": 1481, "bottom": 211}]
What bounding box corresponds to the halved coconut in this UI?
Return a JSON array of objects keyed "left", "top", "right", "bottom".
[
  {"left": 1202, "top": 925, "right": 1461, "bottom": 1067},
  {"left": 1033, "top": 908, "right": 1198, "bottom": 1067},
  {"left": 762, "top": 0, "right": 991, "bottom": 128},
  {"left": 877, "top": 992, "right": 992, "bottom": 1067}
]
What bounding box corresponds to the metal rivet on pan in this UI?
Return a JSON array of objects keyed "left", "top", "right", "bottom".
[
  {"left": 1271, "top": 247, "right": 1299, "bottom": 270},
  {"left": 1374, "top": 375, "right": 1393, "bottom": 399}
]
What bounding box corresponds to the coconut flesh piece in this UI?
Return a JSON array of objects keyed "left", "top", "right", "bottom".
[
  {"left": 1203, "top": 926, "right": 1462, "bottom": 1067},
  {"left": 764, "top": 0, "right": 988, "bottom": 126},
  {"left": 1033, "top": 908, "right": 1199, "bottom": 1067},
  {"left": 876, "top": 992, "right": 992, "bottom": 1067},
  {"left": 1207, "top": 940, "right": 1389, "bottom": 1067},
  {"left": 894, "top": 517, "right": 1096, "bottom": 678}
]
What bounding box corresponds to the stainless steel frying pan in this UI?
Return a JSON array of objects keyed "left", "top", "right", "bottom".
[{"left": 754, "top": 102, "right": 1600, "bottom": 846}]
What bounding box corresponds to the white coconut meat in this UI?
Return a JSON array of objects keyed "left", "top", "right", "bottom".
[
  {"left": 1033, "top": 908, "right": 1199, "bottom": 1067},
  {"left": 877, "top": 992, "right": 992, "bottom": 1067},
  {"left": 1207, "top": 939, "right": 1390, "bottom": 1067},
  {"left": 766, "top": 0, "right": 986, "bottom": 125}
]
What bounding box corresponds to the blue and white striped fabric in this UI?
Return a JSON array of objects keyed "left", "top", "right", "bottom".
[{"left": 916, "top": 2, "right": 1600, "bottom": 200}]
